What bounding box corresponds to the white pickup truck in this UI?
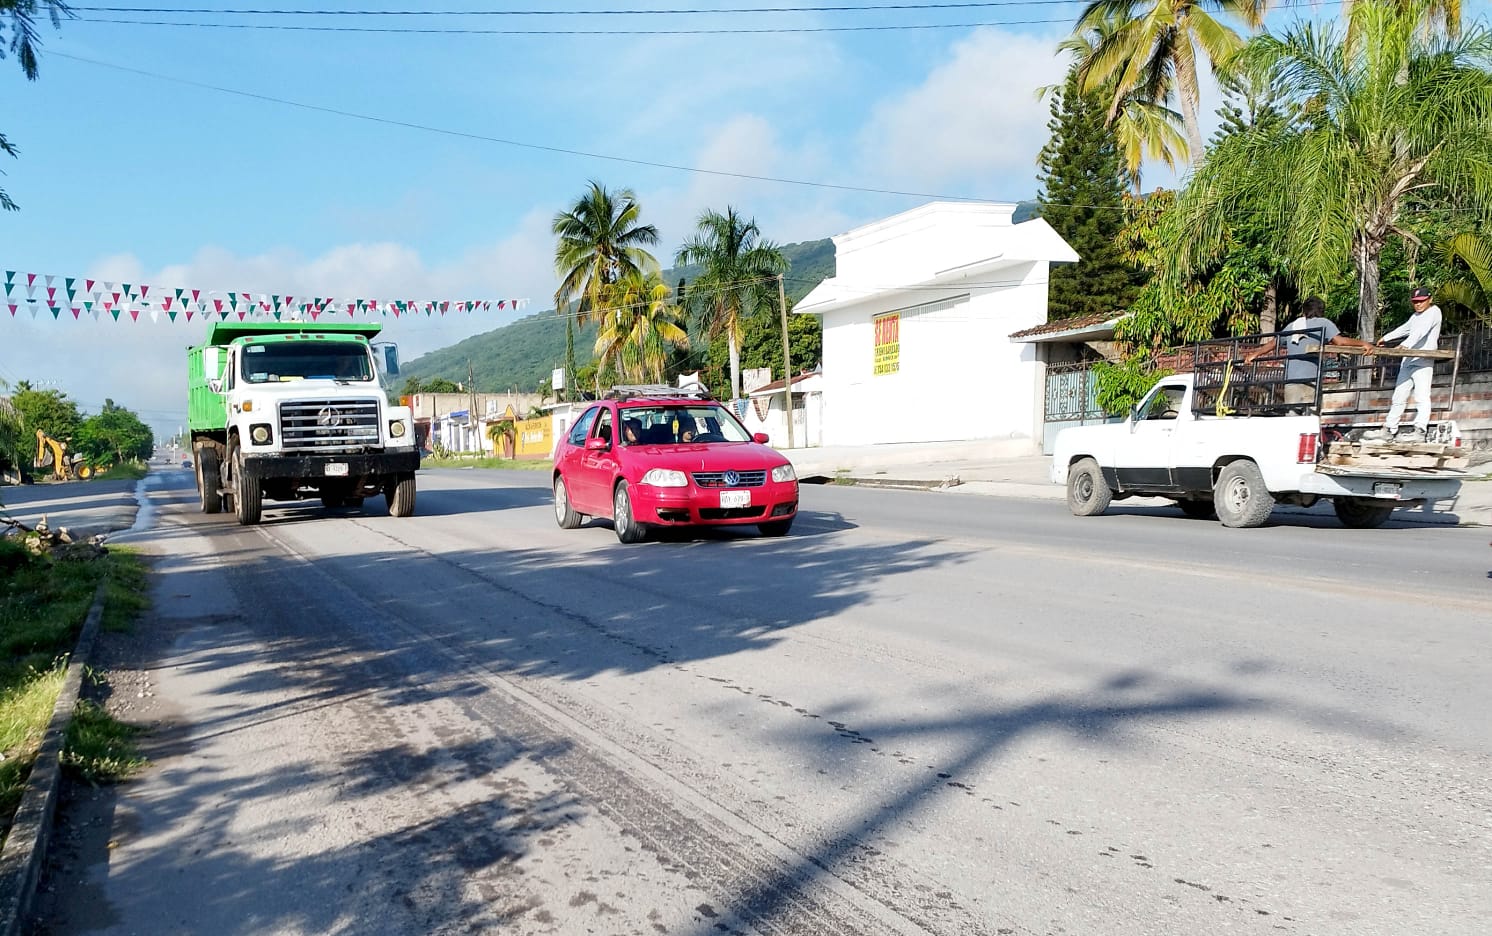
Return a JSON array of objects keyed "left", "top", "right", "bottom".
[{"left": 1051, "top": 371, "right": 1466, "bottom": 528}]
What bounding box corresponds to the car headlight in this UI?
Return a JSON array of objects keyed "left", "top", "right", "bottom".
[
  {"left": 771, "top": 464, "right": 797, "bottom": 483},
  {"left": 390, "top": 419, "right": 407, "bottom": 438},
  {"left": 641, "top": 468, "right": 688, "bottom": 487},
  {"left": 250, "top": 423, "right": 273, "bottom": 445}
]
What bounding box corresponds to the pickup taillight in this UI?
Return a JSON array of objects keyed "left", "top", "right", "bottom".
[{"left": 1297, "top": 432, "right": 1319, "bottom": 464}]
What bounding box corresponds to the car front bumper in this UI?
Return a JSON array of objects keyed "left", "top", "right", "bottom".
[{"left": 632, "top": 481, "right": 799, "bottom": 526}]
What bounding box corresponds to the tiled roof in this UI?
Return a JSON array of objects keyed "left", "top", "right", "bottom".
[{"left": 1008, "top": 311, "right": 1122, "bottom": 339}]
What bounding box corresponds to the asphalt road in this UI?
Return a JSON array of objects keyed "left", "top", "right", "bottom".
[{"left": 31, "top": 467, "right": 1492, "bottom": 935}]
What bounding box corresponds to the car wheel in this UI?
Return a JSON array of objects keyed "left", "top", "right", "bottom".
[
  {"left": 1333, "top": 498, "right": 1394, "bottom": 529},
  {"left": 612, "top": 480, "right": 647, "bottom": 544},
  {"left": 1213, "top": 460, "right": 1273, "bottom": 528},
  {"left": 1066, "top": 458, "right": 1112, "bottom": 517},
  {"left": 757, "top": 517, "right": 794, "bottom": 537},
  {"left": 554, "top": 475, "right": 582, "bottom": 529}
]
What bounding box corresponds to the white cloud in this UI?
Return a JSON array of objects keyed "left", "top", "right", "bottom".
[{"left": 858, "top": 27, "right": 1068, "bottom": 197}]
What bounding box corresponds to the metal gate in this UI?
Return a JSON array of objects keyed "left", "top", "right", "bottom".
[{"left": 1043, "top": 362, "right": 1106, "bottom": 454}]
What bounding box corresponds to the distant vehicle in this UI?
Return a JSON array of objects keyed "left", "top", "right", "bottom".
[
  {"left": 182, "top": 459, "right": 193, "bottom": 469},
  {"left": 552, "top": 385, "right": 799, "bottom": 543}
]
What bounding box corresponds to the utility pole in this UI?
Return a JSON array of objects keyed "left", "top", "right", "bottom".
[
  {"left": 777, "top": 274, "right": 795, "bottom": 449},
  {"left": 468, "top": 359, "right": 478, "bottom": 452}
]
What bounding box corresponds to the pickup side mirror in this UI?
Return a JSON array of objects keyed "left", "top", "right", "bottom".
[
  {"left": 753, "top": 432, "right": 770, "bottom": 444},
  {"left": 585, "top": 437, "right": 610, "bottom": 451}
]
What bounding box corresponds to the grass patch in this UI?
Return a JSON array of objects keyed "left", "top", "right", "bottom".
[
  {"left": 0, "top": 539, "right": 151, "bottom": 840},
  {"left": 94, "top": 462, "right": 149, "bottom": 482},
  {"left": 421, "top": 456, "right": 550, "bottom": 471},
  {"left": 62, "top": 700, "right": 145, "bottom": 784}
]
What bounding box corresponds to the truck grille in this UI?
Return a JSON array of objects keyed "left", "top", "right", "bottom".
[
  {"left": 692, "top": 470, "right": 767, "bottom": 488},
  {"left": 278, "top": 398, "right": 381, "bottom": 453}
]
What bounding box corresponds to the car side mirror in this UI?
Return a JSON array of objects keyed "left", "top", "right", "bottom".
[
  {"left": 753, "top": 432, "right": 769, "bottom": 444},
  {"left": 585, "top": 437, "right": 610, "bottom": 451}
]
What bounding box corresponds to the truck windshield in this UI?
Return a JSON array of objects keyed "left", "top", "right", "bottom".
[{"left": 241, "top": 342, "right": 373, "bottom": 383}]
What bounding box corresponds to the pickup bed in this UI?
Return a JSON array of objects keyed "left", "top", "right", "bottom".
[{"left": 1051, "top": 372, "right": 1467, "bottom": 528}]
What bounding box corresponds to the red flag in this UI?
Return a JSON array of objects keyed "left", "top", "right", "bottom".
[
  {"left": 129, "top": 309, "right": 140, "bottom": 321},
  {"left": 85, "top": 279, "right": 95, "bottom": 292},
  {"left": 139, "top": 285, "right": 150, "bottom": 298},
  {"left": 163, "top": 297, "right": 174, "bottom": 311}
]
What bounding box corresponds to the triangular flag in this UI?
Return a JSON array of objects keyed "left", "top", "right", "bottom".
[
  {"left": 139, "top": 284, "right": 149, "bottom": 298},
  {"left": 163, "top": 297, "right": 174, "bottom": 312},
  {"left": 85, "top": 279, "right": 95, "bottom": 292},
  {"left": 46, "top": 287, "right": 56, "bottom": 302},
  {"left": 70, "top": 306, "right": 81, "bottom": 319},
  {"left": 185, "top": 308, "right": 194, "bottom": 321},
  {"left": 191, "top": 289, "right": 200, "bottom": 303},
  {"left": 175, "top": 288, "right": 186, "bottom": 304},
  {"left": 130, "top": 308, "right": 140, "bottom": 321},
  {"left": 6, "top": 303, "right": 15, "bottom": 316},
  {"left": 110, "top": 305, "right": 121, "bottom": 321},
  {"left": 3, "top": 281, "right": 12, "bottom": 298},
  {"left": 26, "top": 273, "right": 36, "bottom": 286},
  {"left": 45, "top": 274, "right": 55, "bottom": 287},
  {"left": 65, "top": 278, "right": 77, "bottom": 301},
  {"left": 214, "top": 299, "right": 224, "bottom": 313},
  {"left": 4, "top": 271, "right": 12, "bottom": 285},
  {"left": 50, "top": 305, "right": 62, "bottom": 319}
]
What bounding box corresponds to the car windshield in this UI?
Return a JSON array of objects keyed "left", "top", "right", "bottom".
[
  {"left": 620, "top": 405, "right": 752, "bottom": 445},
  {"left": 241, "top": 342, "right": 373, "bottom": 384}
]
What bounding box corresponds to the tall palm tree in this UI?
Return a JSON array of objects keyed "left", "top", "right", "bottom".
[
  {"left": 552, "top": 181, "right": 659, "bottom": 395},
  {"left": 1046, "top": 11, "right": 1189, "bottom": 190},
  {"left": 1072, "top": 0, "right": 1270, "bottom": 166},
  {"left": 594, "top": 271, "right": 689, "bottom": 384},
  {"left": 1435, "top": 232, "right": 1492, "bottom": 324},
  {"left": 674, "top": 207, "right": 786, "bottom": 400},
  {"left": 1169, "top": 0, "right": 1492, "bottom": 339},
  {"left": 3, "top": 1, "right": 73, "bottom": 212}
]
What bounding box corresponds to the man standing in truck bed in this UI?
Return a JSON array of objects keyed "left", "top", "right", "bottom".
[
  {"left": 1244, "top": 296, "right": 1373, "bottom": 409},
  {"left": 1365, "top": 287, "right": 1443, "bottom": 443}
]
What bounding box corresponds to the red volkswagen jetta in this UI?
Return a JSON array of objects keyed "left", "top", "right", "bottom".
[{"left": 552, "top": 387, "right": 799, "bottom": 543}]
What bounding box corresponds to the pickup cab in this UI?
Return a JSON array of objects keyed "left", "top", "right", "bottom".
[{"left": 1051, "top": 370, "right": 1466, "bottom": 529}]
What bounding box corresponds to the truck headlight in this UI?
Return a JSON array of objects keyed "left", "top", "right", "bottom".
[
  {"left": 771, "top": 464, "right": 797, "bottom": 483},
  {"left": 641, "top": 468, "right": 688, "bottom": 487},
  {"left": 250, "top": 424, "right": 273, "bottom": 445},
  {"left": 390, "top": 419, "right": 407, "bottom": 438}
]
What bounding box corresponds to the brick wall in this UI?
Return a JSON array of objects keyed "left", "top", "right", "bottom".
[{"left": 1322, "top": 371, "right": 1492, "bottom": 448}]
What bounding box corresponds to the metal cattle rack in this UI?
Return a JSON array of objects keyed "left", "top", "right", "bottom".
[{"left": 604, "top": 383, "right": 715, "bottom": 402}]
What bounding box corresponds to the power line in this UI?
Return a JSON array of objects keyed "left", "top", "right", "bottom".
[
  {"left": 73, "top": 2, "right": 1099, "bottom": 14},
  {"left": 75, "top": 14, "right": 1077, "bottom": 33}
]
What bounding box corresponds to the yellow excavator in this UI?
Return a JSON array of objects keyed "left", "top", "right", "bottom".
[{"left": 34, "top": 429, "right": 88, "bottom": 481}]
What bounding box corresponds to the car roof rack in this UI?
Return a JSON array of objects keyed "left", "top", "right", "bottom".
[{"left": 605, "top": 383, "right": 714, "bottom": 402}]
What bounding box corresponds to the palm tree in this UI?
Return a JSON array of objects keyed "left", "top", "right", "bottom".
[
  {"left": 485, "top": 416, "right": 516, "bottom": 459},
  {"left": 1047, "top": 10, "right": 1189, "bottom": 188},
  {"left": 3, "top": 1, "right": 73, "bottom": 212},
  {"left": 551, "top": 181, "right": 659, "bottom": 396},
  {"left": 1435, "top": 232, "right": 1492, "bottom": 323},
  {"left": 1168, "top": 0, "right": 1492, "bottom": 340},
  {"left": 674, "top": 207, "right": 786, "bottom": 400},
  {"left": 594, "top": 271, "right": 689, "bottom": 384},
  {"left": 1072, "top": 0, "right": 1269, "bottom": 166}
]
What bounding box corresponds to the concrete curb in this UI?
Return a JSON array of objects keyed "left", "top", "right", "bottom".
[{"left": 0, "top": 580, "right": 108, "bottom": 936}]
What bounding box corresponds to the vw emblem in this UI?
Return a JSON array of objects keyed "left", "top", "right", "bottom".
[
  {"left": 317, "top": 406, "right": 342, "bottom": 427},
  {"left": 723, "top": 470, "right": 740, "bottom": 487}
]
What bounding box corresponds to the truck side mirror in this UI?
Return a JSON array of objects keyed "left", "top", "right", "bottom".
[
  {"left": 202, "top": 346, "right": 223, "bottom": 381},
  {"left": 373, "top": 341, "right": 400, "bottom": 377}
]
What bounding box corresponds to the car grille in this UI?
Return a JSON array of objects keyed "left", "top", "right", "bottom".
[
  {"left": 699, "top": 506, "right": 768, "bottom": 520},
  {"left": 279, "top": 398, "right": 381, "bottom": 453},
  {"left": 692, "top": 470, "right": 767, "bottom": 488}
]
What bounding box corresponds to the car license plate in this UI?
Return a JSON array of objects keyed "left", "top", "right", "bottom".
[
  {"left": 325, "top": 463, "right": 349, "bottom": 477},
  {"left": 720, "top": 490, "right": 750, "bottom": 509},
  {"left": 1373, "top": 481, "right": 1401, "bottom": 499}
]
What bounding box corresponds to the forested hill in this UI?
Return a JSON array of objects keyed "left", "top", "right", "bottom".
[
  {"left": 400, "top": 237, "right": 836, "bottom": 393},
  {"left": 402, "top": 200, "right": 1037, "bottom": 393}
]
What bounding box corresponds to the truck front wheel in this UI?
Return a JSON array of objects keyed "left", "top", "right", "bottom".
[
  {"left": 231, "top": 442, "right": 262, "bottom": 526},
  {"left": 1066, "top": 458, "right": 1112, "bottom": 517},
  {"left": 1214, "top": 460, "right": 1273, "bottom": 528},
  {"left": 386, "top": 473, "right": 416, "bottom": 517},
  {"left": 1334, "top": 498, "right": 1395, "bottom": 529},
  {"left": 197, "top": 447, "right": 222, "bottom": 514}
]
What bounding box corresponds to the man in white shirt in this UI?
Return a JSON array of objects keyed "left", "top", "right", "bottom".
[{"left": 1365, "top": 287, "right": 1443, "bottom": 442}]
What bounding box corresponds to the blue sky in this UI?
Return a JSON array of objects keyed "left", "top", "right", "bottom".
[{"left": 1, "top": 1, "right": 1484, "bottom": 436}]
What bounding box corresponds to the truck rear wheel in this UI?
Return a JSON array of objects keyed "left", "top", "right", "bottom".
[
  {"left": 197, "top": 447, "right": 222, "bottom": 514},
  {"left": 387, "top": 473, "right": 416, "bottom": 517},
  {"left": 1334, "top": 498, "right": 1394, "bottom": 529},
  {"left": 1214, "top": 460, "right": 1273, "bottom": 528},
  {"left": 1066, "top": 458, "right": 1112, "bottom": 517},
  {"left": 231, "top": 442, "right": 262, "bottom": 526}
]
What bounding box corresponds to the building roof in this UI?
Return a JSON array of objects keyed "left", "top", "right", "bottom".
[
  {"left": 1009, "top": 311, "right": 1127, "bottom": 343},
  {"left": 746, "top": 370, "right": 822, "bottom": 397}
]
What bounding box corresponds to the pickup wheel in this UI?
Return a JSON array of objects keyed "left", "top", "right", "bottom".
[
  {"left": 196, "top": 447, "right": 222, "bottom": 514},
  {"left": 1333, "top": 498, "right": 1395, "bottom": 529},
  {"left": 1175, "top": 498, "right": 1216, "bottom": 520},
  {"left": 1213, "top": 460, "right": 1273, "bottom": 528},
  {"left": 1066, "top": 458, "right": 1112, "bottom": 517}
]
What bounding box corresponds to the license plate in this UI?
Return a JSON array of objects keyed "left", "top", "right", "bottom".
[
  {"left": 1373, "top": 481, "right": 1401, "bottom": 499},
  {"left": 325, "top": 463, "right": 349, "bottom": 477},
  {"left": 720, "top": 490, "right": 751, "bottom": 509}
]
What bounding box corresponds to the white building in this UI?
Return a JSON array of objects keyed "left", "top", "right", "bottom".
[
  {"left": 794, "top": 202, "right": 1077, "bottom": 451},
  {"left": 741, "top": 369, "right": 824, "bottom": 449}
]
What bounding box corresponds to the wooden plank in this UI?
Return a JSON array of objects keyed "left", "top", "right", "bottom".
[{"left": 1339, "top": 346, "right": 1457, "bottom": 360}]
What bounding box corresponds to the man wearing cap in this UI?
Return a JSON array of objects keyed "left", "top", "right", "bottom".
[{"left": 1365, "top": 287, "right": 1442, "bottom": 443}]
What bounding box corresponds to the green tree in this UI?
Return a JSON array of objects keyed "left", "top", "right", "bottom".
[
  {"left": 75, "top": 398, "right": 153, "bottom": 465},
  {"left": 1433, "top": 231, "right": 1492, "bottom": 323},
  {"left": 1169, "top": 0, "right": 1492, "bottom": 339},
  {"left": 674, "top": 207, "right": 787, "bottom": 400},
  {"left": 552, "top": 181, "right": 659, "bottom": 397},
  {"left": 594, "top": 270, "right": 689, "bottom": 384},
  {"left": 0, "top": 391, "right": 24, "bottom": 483},
  {"left": 2, "top": 1, "right": 72, "bottom": 211},
  {"left": 738, "top": 308, "right": 822, "bottom": 378},
  {"left": 1038, "top": 63, "right": 1139, "bottom": 321},
  {"left": 1072, "top": 0, "right": 1268, "bottom": 165},
  {"left": 12, "top": 384, "right": 80, "bottom": 441}
]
